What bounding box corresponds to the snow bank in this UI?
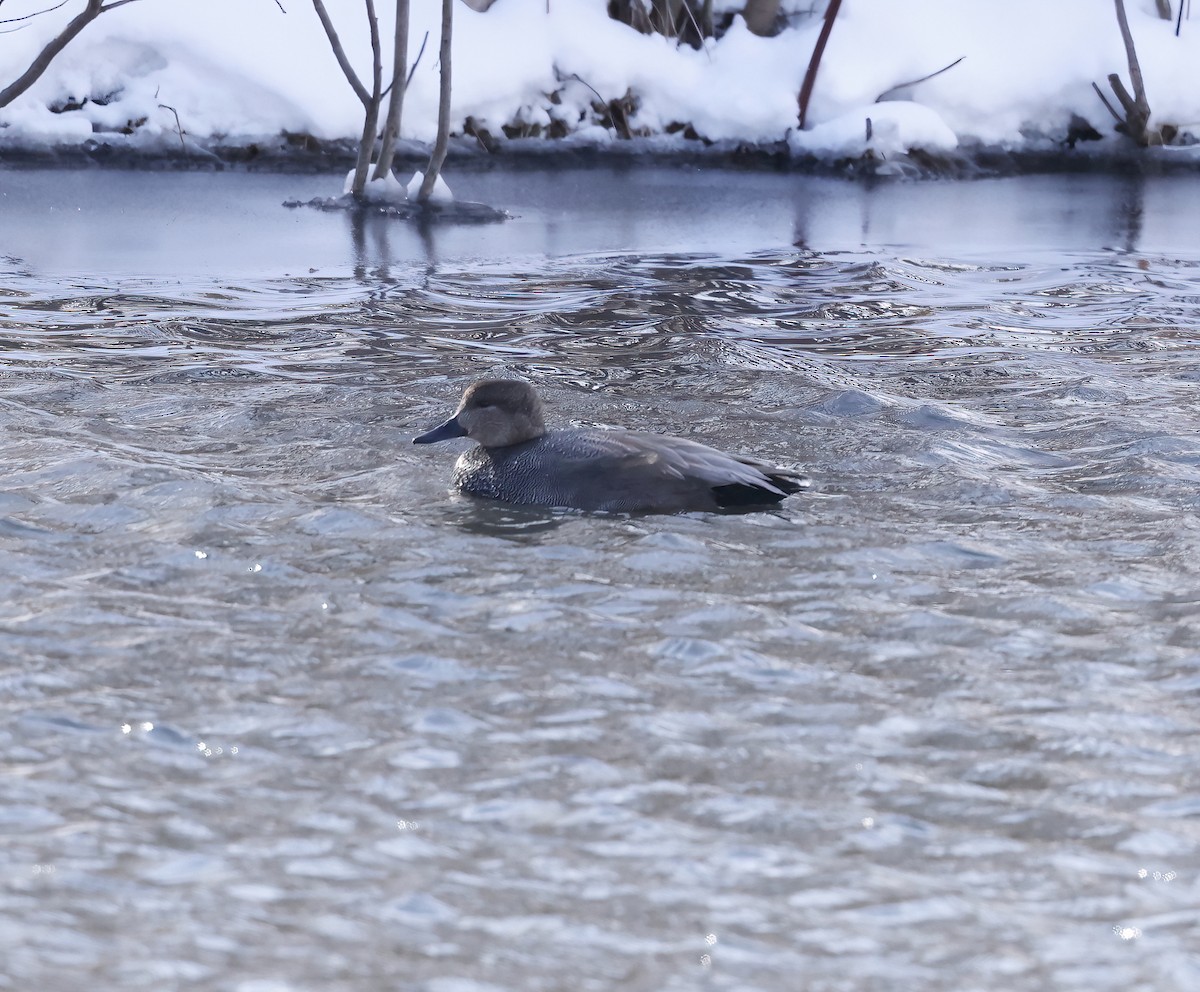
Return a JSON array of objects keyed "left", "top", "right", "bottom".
[
  {"left": 791, "top": 102, "right": 958, "bottom": 160},
  {"left": 1, "top": 0, "right": 1198, "bottom": 167}
]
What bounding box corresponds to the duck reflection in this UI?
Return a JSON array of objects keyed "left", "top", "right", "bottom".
[{"left": 448, "top": 496, "right": 570, "bottom": 540}]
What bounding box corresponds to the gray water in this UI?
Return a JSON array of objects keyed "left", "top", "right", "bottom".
[{"left": 2, "top": 168, "right": 1199, "bottom": 992}]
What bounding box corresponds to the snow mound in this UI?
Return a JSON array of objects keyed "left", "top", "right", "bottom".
[
  {"left": 790, "top": 102, "right": 960, "bottom": 159},
  {"left": 343, "top": 169, "right": 409, "bottom": 202},
  {"left": 407, "top": 170, "right": 454, "bottom": 203}
]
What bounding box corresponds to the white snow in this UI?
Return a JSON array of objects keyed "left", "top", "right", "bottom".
[
  {"left": 406, "top": 169, "right": 454, "bottom": 201},
  {"left": 790, "top": 102, "right": 959, "bottom": 160},
  {"left": 346, "top": 168, "right": 410, "bottom": 201},
  {"left": 1, "top": 0, "right": 1198, "bottom": 163}
]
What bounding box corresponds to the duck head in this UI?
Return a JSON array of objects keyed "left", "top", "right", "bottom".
[{"left": 413, "top": 379, "right": 547, "bottom": 449}]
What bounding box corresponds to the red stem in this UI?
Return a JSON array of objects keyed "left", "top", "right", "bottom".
[{"left": 797, "top": 0, "right": 842, "bottom": 130}]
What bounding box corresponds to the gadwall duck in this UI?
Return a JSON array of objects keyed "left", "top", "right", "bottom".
[{"left": 413, "top": 379, "right": 807, "bottom": 513}]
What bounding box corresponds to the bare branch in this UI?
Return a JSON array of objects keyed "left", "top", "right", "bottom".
[
  {"left": 565, "top": 72, "right": 606, "bottom": 108},
  {"left": 0, "top": 0, "right": 110, "bottom": 109},
  {"left": 1114, "top": 0, "right": 1150, "bottom": 115},
  {"left": 675, "top": 0, "right": 711, "bottom": 58},
  {"left": 158, "top": 102, "right": 187, "bottom": 153},
  {"left": 418, "top": 0, "right": 453, "bottom": 201},
  {"left": 0, "top": 0, "right": 72, "bottom": 27},
  {"left": 311, "top": 0, "right": 370, "bottom": 107},
  {"left": 875, "top": 56, "right": 965, "bottom": 102},
  {"left": 1092, "top": 80, "right": 1123, "bottom": 123},
  {"left": 1110, "top": 0, "right": 1151, "bottom": 143},
  {"left": 1107, "top": 73, "right": 1135, "bottom": 116},
  {"left": 349, "top": 0, "right": 383, "bottom": 192},
  {"left": 366, "top": 0, "right": 381, "bottom": 100},
  {"left": 373, "top": 0, "right": 410, "bottom": 180},
  {"left": 797, "top": 0, "right": 842, "bottom": 129},
  {"left": 405, "top": 29, "right": 428, "bottom": 90}
]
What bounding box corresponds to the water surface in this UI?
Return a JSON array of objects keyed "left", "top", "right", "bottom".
[{"left": 2, "top": 168, "right": 1199, "bottom": 992}]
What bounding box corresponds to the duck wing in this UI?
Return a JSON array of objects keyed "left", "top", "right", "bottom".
[{"left": 541, "top": 429, "right": 807, "bottom": 512}]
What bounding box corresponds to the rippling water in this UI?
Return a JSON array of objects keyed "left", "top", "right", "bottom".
[{"left": 2, "top": 169, "right": 1199, "bottom": 992}]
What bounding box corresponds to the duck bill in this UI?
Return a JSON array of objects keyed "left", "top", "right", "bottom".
[{"left": 413, "top": 415, "right": 468, "bottom": 444}]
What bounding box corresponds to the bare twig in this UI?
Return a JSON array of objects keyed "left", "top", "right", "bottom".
[
  {"left": 561, "top": 71, "right": 631, "bottom": 135},
  {"left": 0, "top": 0, "right": 72, "bottom": 27},
  {"left": 651, "top": 0, "right": 677, "bottom": 38},
  {"left": 311, "top": 0, "right": 370, "bottom": 107},
  {"left": 0, "top": 0, "right": 144, "bottom": 109},
  {"left": 1108, "top": 71, "right": 1140, "bottom": 117},
  {"left": 405, "top": 29, "right": 429, "bottom": 90},
  {"left": 1092, "top": 80, "right": 1123, "bottom": 123},
  {"left": 675, "top": 0, "right": 711, "bottom": 59},
  {"left": 366, "top": 0, "right": 381, "bottom": 100},
  {"left": 875, "top": 56, "right": 965, "bottom": 102},
  {"left": 797, "top": 0, "right": 842, "bottom": 129},
  {"left": 158, "top": 103, "right": 186, "bottom": 153},
  {"left": 565, "top": 72, "right": 607, "bottom": 109}
]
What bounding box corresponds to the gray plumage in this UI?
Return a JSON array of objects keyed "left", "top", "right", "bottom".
[{"left": 413, "top": 379, "right": 807, "bottom": 514}]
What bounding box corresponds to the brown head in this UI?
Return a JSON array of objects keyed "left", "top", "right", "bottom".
[{"left": 413, "top": 379, "right": 547, "bottom": 449}]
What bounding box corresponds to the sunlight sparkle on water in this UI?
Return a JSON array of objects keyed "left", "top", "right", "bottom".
[
  {"left": 120, "top": 722, "right": 154, "bottom": 735},
  {"left": 1137, "top": 868, "right": 1176, "bottom": 881},
  {"left": 197, "top": 741, "right": 239, "bottom": 758}
]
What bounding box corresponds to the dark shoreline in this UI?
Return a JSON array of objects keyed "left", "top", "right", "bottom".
[{"left": 2, "top": 132, "right": 1200, "bottom": 179}]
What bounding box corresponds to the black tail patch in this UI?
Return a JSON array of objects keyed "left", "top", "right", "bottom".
[{"left": 712, "top": 472, "right": 808, "bottom": 509}]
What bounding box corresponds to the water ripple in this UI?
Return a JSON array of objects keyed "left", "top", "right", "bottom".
[{"left": 3, "top": 233, "right": 1200, "bottom": 992}]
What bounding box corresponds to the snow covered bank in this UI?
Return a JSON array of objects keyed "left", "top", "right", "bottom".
[{"left": 2, "top": 0, "right": 1199, "bottom": 175}]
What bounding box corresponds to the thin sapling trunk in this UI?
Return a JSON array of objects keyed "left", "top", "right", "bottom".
[
  {"left": 417, "top": 0, "right": 452, "bottom": 201},
  {"left": 373, "top": 0, "right": 410, "bottom": 180}
]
